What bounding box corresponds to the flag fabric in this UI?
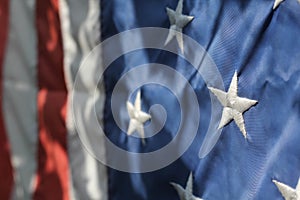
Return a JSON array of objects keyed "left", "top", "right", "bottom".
[
  {"left": 0, "top": 0, "right": 107, "bottom": 199},
  {"left": 0, "top": 0, "right": 300, "bottom": 200}
]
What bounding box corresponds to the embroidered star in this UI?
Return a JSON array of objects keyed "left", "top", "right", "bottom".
[
  {"left": 170, "top": 173, "right": 203, "bottom": 200},
  {"left": 126, "top": 90, "right": 151, "bottom": 144},
  {"left": 165, "top": 0, "right": 194, "bottom": 52},
  {"left": 273, "top": 0, "right": 285, "bottom": 10},
  {"left": 208, "top": 71, "right": 257, "bottom": 138},
  {"left": 273, "top": 177, "right": 300, "bottom": 200}
]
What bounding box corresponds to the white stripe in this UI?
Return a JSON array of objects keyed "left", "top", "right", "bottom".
[
  {"left": 2, "top": 0, "right": 37, "bottom": 199},
  {"left": 59, "top": 0, "right": 108, "bottom": 199},
  {"left": 58, "top": 1, "right": 77, "bottom": 199}
]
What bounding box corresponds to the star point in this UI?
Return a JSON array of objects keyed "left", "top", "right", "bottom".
[
  {"left": 208, "top": 72, "right": 257, "bottom": 138},
  {"left": 273, "top": 0, "right": 285, "bottom": 10},
  {"left": 126, "top": 90, "right": 151, "bottom": 144},
  {"left": 165, "top": 0, "right": 194, "bottom": 52},
  {"left": 273, "top": 177, "right": 300, "bottom": 200},
  {"left": 171, "top": 173, "right": 203, "bottom": 200}
]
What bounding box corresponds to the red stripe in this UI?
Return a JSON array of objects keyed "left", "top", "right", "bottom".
[
  {"left": 0, "top": 0, "right": 14, "bottom": 199},
  {"left": 34, "top": 0, "right": 70, "bottom": 199}
]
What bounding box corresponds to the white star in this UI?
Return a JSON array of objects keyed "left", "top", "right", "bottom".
[
  {"left": 171, "top": 173, "right": 203, "bottom": 200},
  {"left": 273, "top": 0, "right": 285, "bottom": 10},
  {"left": 273, "top": 177, "right": 300, "bottom": 200},
  {"left": 208, "top": 71, "right": 257, "bottom": 138},
  {"left": 165, "top": 0, "right": 194, "bottom": 52},
  {"left": 126, "top": 90, "right": 151, "bottom": 144}
]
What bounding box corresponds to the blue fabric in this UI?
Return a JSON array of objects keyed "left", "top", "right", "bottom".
[{"left": 101, "top": 0, "right": 300, "bottom": 199}]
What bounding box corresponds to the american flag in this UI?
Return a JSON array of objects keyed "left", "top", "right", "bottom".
[{"left": 1, "top": 0, "right": 300, "bottom": 200}]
